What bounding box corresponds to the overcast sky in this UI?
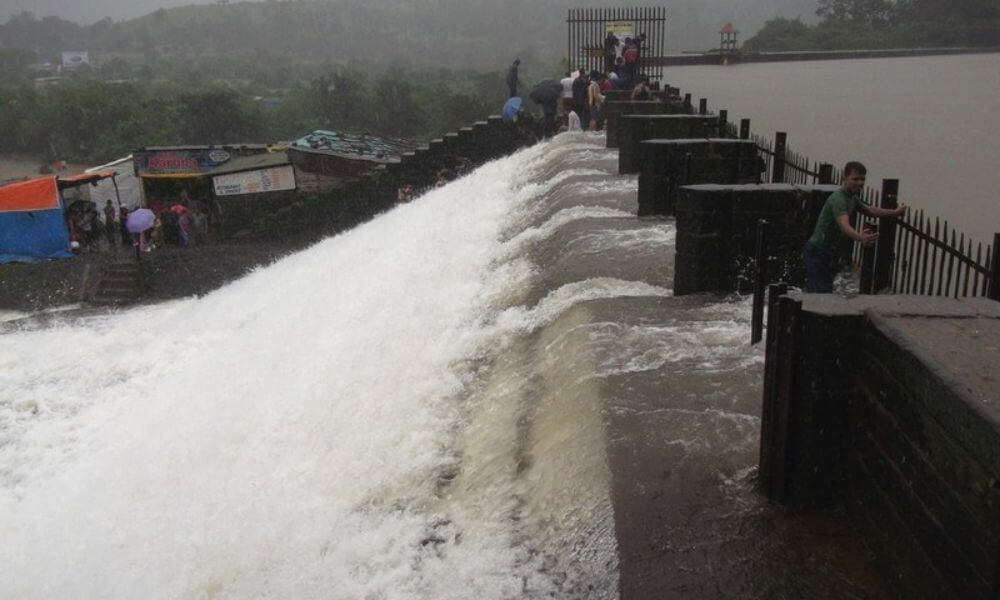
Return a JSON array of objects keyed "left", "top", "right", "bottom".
[
  {"left": 1, "top": 0, "right": 228, "bottom": 24},
  {"left": 1, "top": 0, "right": 820, "bottom": 54}
]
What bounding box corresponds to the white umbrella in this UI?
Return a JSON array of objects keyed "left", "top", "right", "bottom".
[{"left": 125, "top": 208, "right": 155, "bottom": 233}]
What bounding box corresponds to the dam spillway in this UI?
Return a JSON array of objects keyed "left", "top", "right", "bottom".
[{"left": 0, "top": 133, "right": 882, "bottom": 598}]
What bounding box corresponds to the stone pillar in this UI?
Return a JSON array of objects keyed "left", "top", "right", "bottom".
[
  {"left": 617, "top": 114, "right": 720, "bottom": 174},
  {"left": 604, "top": 100, "right": 669, "bottom": 148},
  {"left": 636, "top": 138, "right": 761, "bottom": 216},
  {"left": 673, "top": 183, "right": 837, "bottom": 295},
  {"left": 759, "top": 293, "right": 1000, "bottom": 599}
]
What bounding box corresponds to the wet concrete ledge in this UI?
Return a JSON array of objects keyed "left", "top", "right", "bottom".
[{"left": 761, "top": 293, "right": 1000, "bottom": 599}]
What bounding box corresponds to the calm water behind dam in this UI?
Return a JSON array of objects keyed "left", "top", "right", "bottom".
[
  {"left": 668, "top": 53, "right": 1000, "bottom": 247},
  {"left": 1, "top": 134, "right": 885, "bottom": 598}
]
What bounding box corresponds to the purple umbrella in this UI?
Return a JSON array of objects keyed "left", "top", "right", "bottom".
[{"left": 125, "top": 208, "right": 155, "bottom": 233}]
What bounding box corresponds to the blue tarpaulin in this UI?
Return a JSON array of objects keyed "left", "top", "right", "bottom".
[{"left": 0, "top": 177, "right": 72, "bottom": 264}]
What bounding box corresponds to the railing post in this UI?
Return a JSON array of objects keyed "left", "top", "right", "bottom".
[
  {"left": 718, "top": 109, "right": 728, "bottom": 136},
  {"left": 759, "top": 282, "right": 788, "bottom": 492},
  {"left": 751, "top": 219, "right": 770, "bottom": 345},
  {"left": 698, "top": 98, "right": 708, "bottom": 115},
  {"left": 818, "top": 163, "right": 834, "bottom": 185},
  {"left": 683, "top": 93, "right": 692, "bottom": 113},
  {"left": 989, "top": 232, "right": 1000, "bottom": 300},
  {"left": 771, "top": 131, "right": 787, "bottom": 183},
  {"left": 873, "top": 179, "right": 900, "bottom": 293},
  {"left": 860, "top": 233, "right": 877, "bottom": 294},
  {"left": 739, "top": 118, "right": 750, "bottom": 140}
]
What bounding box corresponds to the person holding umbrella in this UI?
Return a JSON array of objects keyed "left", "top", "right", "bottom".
[
  {"left": 125, "top": 207, "right": 156, "bottom": 260},
  {"left": 528, "top": 78, "right": 563, "bottom": 138},
  {"left": 501, "top": 96, "right": 522, "bottom": 123}
]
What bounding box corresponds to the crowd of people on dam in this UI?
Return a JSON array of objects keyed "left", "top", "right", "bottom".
[
  {"left": 506, "top": 52, "right": 913, "bottom": 299},
  {"left": 66, "top": 191, "right": 213, "bottom": 256}
]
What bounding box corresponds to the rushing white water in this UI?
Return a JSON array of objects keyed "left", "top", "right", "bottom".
[{"left": 0, "top": 132, "right": 766, "bottom": 599}]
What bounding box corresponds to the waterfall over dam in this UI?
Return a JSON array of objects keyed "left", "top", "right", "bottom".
[{"left": 0, "top": 134, "right": 879, "bottom": 598}]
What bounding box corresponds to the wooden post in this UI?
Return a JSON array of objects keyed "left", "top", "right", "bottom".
[
  {"left": 683, "top": 93, "right": 692, "bottom": 113},
  {"left": 751, "top": 219, "right": 770, "bottom": 345},
  {"left": 698, "top": 98, "right": 707, "bottom": 115},
  {"left": 818, "top": 163, "right": 834, "bottom": 185},
  {"left": 771, "top": 132, "right": 787, "bottom": 183},
  {"left": 718, "top": 109, "right": 728, "bottom": 136},
  {"left": 739, "top": 118, "right": 750, "bottom": 140},
  {"left": 989, "top": 233, "right": 1000, "bottom": 300},
  {"left": 873, "top": 179, "right": 900, "bottom": 293}
]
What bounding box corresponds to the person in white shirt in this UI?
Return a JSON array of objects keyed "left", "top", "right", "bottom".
[{"left": 560, "top": 71, "right": 576, "bottom": 116}]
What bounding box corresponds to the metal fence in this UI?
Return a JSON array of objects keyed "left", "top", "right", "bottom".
[
  {"left": 567, "top": 7, "right": 667, "bottom": 81},
  {"left": 736, "top": 125, "right": 998, "bottom": 300}
]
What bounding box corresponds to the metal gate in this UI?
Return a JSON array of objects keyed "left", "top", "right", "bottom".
[{"left": 567, "top": 7, "right": 667, "bottom": 81}]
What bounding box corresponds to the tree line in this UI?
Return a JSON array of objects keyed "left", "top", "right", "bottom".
[
  {"left": 0, "top": 65, "right": 508, "bottom": 166},
  {"left": 744, "top": 0, "right": 998, "bottom": 51}
]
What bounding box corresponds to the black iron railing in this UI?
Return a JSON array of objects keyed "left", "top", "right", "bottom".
[
  {"left": 730, "top": 125, "right": 997, "bottom": 301},
  {"left": 567, "top": 7, "right": 667, "bottom": 81}
]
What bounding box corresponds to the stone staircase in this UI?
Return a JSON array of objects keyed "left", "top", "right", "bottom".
[{"left": 91, "top": 260, "right": 147, "bottom": 306}]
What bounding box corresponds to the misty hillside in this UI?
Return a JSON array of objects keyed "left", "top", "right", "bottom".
[{"left": 1, "top": 0, "right": 819, "bottom": 65}]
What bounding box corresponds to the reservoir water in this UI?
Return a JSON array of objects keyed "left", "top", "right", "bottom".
[
  {"left": 1, "top": 134, "right": 885, "bottom": 598},
  {"left": 667, "top": 53, "right": 1000, "bottom": 247}
]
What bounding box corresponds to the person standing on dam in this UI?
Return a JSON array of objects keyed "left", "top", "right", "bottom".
[
  {"left": 803, "top": 161, "right": 906, "bottom": 292},
  {"left": 506, "top": 58, "right": 521, "bottom": 98}
]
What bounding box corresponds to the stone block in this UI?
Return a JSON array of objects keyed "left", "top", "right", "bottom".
[
  {"left": 619, "top": 115, "right": 722, "bottom": 174},
  {"left": 604, "top": 100, "right": 669, "bottom": 147}
]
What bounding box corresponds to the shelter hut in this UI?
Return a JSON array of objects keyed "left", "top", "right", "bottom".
[
  {"left": 287, "top": 130, "right": 413, "bottom": 194},
  {"left": 0, "top": 172, "right": 119, "bottom": 263},
  {"left": 84, "top": 155, "right": 141, "bottom": 210},
  {"left": 132, "top": 144, "right": 277, "bottom": 202},
  {"left": 719, "top": 23, "right": 740, "bottom": 56}
]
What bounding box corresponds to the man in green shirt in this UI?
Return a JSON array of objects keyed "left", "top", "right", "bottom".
[{"left": 803, "top": 161, "right": 906, "bottom": 292}]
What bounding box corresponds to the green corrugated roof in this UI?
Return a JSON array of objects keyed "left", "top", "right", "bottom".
[{"left": 290, "top": 130, "right": 412, "bottom": 162}]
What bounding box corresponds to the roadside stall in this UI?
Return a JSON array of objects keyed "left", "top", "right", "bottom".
[{"left": 0, "top": 171, "right": 119, "bottom": 263}]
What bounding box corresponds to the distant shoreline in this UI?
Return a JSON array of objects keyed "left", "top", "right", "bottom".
[{"left": 658, "top": 45, "right": 1000, "bottom": 66}]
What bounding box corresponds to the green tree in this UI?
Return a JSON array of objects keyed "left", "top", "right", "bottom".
[
  {"left": 371, "top": 69, "right": 425, "bottom": 139},
  {"left": 310, "top": 67, "right": 369, "bottom": 132},
  {"left": 742, "top": 18, "right": 816, "bottom": 51},
  {"left": 816, "top": 0, "right": 896, "bottom": 29},
  {"left": 177, "top": 90, "right": 263, "bottom": 144}
]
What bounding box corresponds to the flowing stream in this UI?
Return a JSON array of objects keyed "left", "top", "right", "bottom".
[{"left": 0, "top": 133, "right": 780, "bottom": 599}]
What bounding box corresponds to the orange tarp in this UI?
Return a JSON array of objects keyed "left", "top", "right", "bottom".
[{"left": 0, "top": 177, "right": 60, "bottom": 212}]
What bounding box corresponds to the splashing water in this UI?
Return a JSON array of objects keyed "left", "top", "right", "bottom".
[{"left": 1, "top": 133, "right": 766, "bottom": 599}]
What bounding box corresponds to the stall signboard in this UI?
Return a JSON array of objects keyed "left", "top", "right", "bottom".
[
  {"left": 134, "top": 149, "right": 233, "bottom": 175},
  {"left": 213, "top": 165, "right": 295, "bottom": 197},
  {"left": 606, "top": 21, "right": 635, "bottom": 58}
]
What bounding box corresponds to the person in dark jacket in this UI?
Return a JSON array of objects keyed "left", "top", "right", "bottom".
[
  {"left": 506, "top": 59, "right": 521, "bottom": 98},
  {"left": 603, "top": 31, "right": 619, "bottom": 72},
  {"left": 571, "top": 69, "right": 590, "bottom": 130}
]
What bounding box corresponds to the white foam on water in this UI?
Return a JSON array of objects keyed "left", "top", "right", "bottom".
[
  {"left": 563, "top": 226, "right": 675, "bottom": 256},
  {"left": 0, "top": 143, "right": 585, "bottom": 600},
  {"left": 502, "top": 206, "right": 636, "bottom": 256},
  {"left": 490, "top": 277, "right": 672, "bottom": 338}
]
